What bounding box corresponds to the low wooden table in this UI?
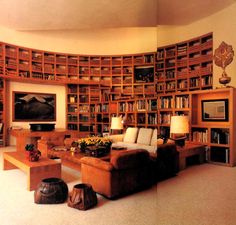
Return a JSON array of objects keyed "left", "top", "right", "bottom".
[
  {"left": 177, "top": 144, "right": 206, "bottom": 170},
  {"left": 47, "top": 149, "right": 111, "bottom": 171},
  {"left": 3, "top": 152, "right": 61, "bottom": 191}
]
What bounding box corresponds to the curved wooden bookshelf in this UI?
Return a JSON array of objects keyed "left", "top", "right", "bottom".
[{"left": 0, "top": 33, "right": 214, "bottom": 154}]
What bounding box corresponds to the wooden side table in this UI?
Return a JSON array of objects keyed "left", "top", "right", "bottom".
[{"left": 177, "top": 143, "right": 206, "bottom": 170}]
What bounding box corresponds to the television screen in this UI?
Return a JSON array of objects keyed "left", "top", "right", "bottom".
[
  {"left": 134, "top": 66, "right": 154, "bottom": 83},
  {"left": 13, "top": 91, "right": 56, "bottom": 121}
]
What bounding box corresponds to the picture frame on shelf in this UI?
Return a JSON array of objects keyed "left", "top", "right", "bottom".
[{"left": 201, "top": 99, "right": 228, "bottom": 122}]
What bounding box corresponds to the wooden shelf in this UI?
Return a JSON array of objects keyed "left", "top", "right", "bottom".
[{"left": 156, "top": 32, "right": 213, "bottom": 93}]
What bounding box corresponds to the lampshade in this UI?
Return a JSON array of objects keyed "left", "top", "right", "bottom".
[
  {"left": 170, "top": 116, "right": 189, "bottom": 134},
  {"left": 110, "top": 117, "right": 123, "bottom": 130}
]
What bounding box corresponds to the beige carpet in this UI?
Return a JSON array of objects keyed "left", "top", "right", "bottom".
[
  {"left": 3, "top": 146, "right": 235, "bottom": 225},
  {"left": 157, "top": 163, "right": 236, "bottom": 225},
  {"left": 0, "top": 147, "right": 157, "bottom": 225}
]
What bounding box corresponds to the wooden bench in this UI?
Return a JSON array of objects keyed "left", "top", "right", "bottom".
[{"left": 3, "top": 151, "right": 61, "bottom": 191}]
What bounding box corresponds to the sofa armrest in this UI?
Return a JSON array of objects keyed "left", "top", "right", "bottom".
[
  {"left": 108, "top": 134, "right": 124, "bottom": 143},
  {"left": 80, "top": 157, "right": 114, "bottom": 171}
]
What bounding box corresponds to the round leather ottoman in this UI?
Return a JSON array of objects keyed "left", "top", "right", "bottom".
[{"left": 34, "top": 177, "right": 68, "bottom": 204}]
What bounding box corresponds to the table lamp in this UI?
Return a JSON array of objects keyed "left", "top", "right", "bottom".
[
  {"left": 170, "top": 115, "right": 189, "bottom": 147},
  {"left": 110, "top": 116, "right": 123, "bottom": 134}
]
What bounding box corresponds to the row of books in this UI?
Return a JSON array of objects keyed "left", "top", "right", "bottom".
[
  {"left": 175, "top": 96, "right": 189, "bottom": 108},
  {"left": 192, "top": 130, "right": 208, "bottom": 143},
  {"left": 211, "top": 129, "right": 229, "bottom": 145}
]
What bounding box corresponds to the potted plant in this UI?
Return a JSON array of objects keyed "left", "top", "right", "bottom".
[
  {"left": 25, "top": 144, "right": 41, "bottom": 162},
  {"left": 78, "top": 137, "right": 112, "bottom": 153}
]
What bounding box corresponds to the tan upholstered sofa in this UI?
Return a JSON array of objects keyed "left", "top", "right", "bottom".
[
  {"left": 80, "top": 149, "right": 155, "bottom": 199},
  {"left": 109, "top": 127, "right": 157, "bottom": 154}
]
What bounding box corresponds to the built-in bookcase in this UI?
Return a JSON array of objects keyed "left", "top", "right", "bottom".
[
  {"left": 156, "top": 32, "right": 213, "bottom": 93},
  {"left": 190, "top": 88, "right": 236, "bottom": 166},
  {"left": 3, "top": 32, "right": 236, "bottom": 168}
]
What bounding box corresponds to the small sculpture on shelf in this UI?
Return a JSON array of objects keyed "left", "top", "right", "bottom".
[
  {"left": 214, "top": 41, "right": 234, "bottom": 87},
  {"left": 25, "top": 144, "right": 41, "bottom": 162}
]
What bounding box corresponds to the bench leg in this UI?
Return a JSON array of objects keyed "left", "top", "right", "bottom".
[{"left": 3, "top": 159, "right": 18, "bottom": 170}]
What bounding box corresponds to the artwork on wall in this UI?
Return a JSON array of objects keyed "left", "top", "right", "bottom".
[
  {"left": 201, "top": 99, "right": 228, "bottom": 122},
  {"left": 13, "top": 91, "right": 56, "bottom": 121},
  {"left": 134, "top": 66, "right": 154, "bottom": 83}
]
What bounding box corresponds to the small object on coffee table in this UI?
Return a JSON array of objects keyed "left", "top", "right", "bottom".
[
  {"left": 85, "top": 145, "right": 110, "bottom": 157},
  {"left": 112, "top": 146, "right": 127, "bottom": 150}
]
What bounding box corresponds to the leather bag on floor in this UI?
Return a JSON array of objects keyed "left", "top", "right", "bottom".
[{"left": 67, "top": 183, "right": 97, "bottom": 210}]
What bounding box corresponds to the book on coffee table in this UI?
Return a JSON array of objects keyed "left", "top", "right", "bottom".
[{"left": 112, "top": 146, "right": 127, "bottom": 150}]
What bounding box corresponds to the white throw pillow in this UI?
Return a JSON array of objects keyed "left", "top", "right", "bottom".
[
  {"left": 137, "top": 128, "right": 153, "bottom": 145},
  {"left": 150, "top": 129, "right": 158, "bottom": 146},
  {"left": 123, "top": 127, "right": 139, "bottom": 143}
]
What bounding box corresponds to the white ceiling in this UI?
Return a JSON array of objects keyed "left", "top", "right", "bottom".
[{"left": 0, "top": 0, "right": 235, "bottom": 31}]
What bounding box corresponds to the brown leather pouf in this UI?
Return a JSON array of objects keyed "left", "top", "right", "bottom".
[
  {"left": 68, "top": 183, "right": 97, "bottom": 210},
  {"left": 34, "top": 177, "right": 68, "bottom": 204}
]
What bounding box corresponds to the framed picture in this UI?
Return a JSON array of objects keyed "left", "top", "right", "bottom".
[
  {"left": 13, "top": 91, "right": 56, "bottom": 121},
  {"left": 201, "top": 99, "right": 228, "bottom": 122}
]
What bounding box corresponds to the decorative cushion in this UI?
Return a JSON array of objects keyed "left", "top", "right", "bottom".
[
  {"left": 123, "top": 127, "right": 139, "bottom": 143},
  {"left": 167, "top": 138, "right": 175, "bottom": 144},
  {"left": 156, "top": 139, "right": 164, "bottom": 150},
  {"left": 157, "top": 138, "right": 164, "bottom": 145},
  {"left": 137, "top": 128, "right": 153, "bottom": 145},
  {"left": 150, "top": 129, "right": 158, "bottom": 146}
]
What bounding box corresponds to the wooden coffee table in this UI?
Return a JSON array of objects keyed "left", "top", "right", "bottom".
[{"left": 3, "top": 151, "right": 61, "bottom": 191}]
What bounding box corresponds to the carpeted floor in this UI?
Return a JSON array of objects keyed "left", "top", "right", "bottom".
[
  {"left": 157, "top": 163, "right": 236, "bottom": 225},
  {"left": 3, "top": 146, "right": 236, "bottom": 225},
  {"left": 0, "top": 147, "right": 157, "bottom": 225}
]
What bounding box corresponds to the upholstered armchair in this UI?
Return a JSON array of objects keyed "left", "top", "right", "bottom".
[
  {"left": 38, "top": 137, "right": 78, "bottom": 158},
  {"left": 80, "top": 149, "right": 155, "bottom": 199}
]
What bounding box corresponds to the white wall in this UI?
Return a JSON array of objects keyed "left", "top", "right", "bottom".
[
  {"left": 8, "top": 82, "right": 66, "bottom": 145},
  {"left": 0, "top": 26, "right": 157, "bottom": 55},
  {"left": 157, "top": 2, "right": 236, "bottom": 88}
]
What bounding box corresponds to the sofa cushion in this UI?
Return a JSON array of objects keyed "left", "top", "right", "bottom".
[
  {"left": 137, "top": 128, "right": 153, "bottom": 145},
  {"left": 123, "top": 127, "right": 139, "bottom": 143},
  {"left": 111, "top": 149, "right": 150, "bottom": 169},
  {"left": 112, "top": 142, "right": 156, "bottom": 154},
  {"left": 150, "top": 129, "right": 157, "bottom": 146},
  {"left": 157, "top": 138, "right": 164, "bottom": 145}
]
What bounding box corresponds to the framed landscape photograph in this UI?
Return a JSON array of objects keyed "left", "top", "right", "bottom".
[
  {"left": 13, "top": 91, "right": 56, "bottom": 121},
  {"left": 201, "top": 99, "right": 228, "bottom": 122}
]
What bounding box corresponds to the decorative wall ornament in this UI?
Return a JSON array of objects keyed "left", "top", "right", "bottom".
[{"left": 214, "top": 41, "right": 234, "bottom": 87}]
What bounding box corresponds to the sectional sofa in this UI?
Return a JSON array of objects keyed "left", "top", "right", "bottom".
[{"left": 109, "top": 127, "right": 157, "bottom": 154}]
